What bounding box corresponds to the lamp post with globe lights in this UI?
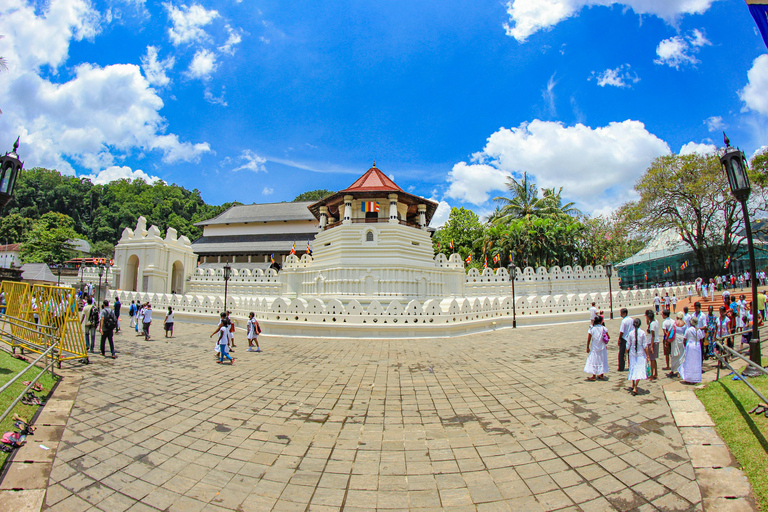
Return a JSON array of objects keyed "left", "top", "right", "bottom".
[
  {"left": 0, "top": 137, "right": 23, "bottom": 211},
  {"left": 605, "top": 263, "right": 614, "bottom": 320},
  {"left": 507, "top": 260, "right": 517, "bottom": 328},
  {"left": 223, "top": 263, "right": 232, "bottom": 313},
  {"left": 720, "top": 133, "right": 761, "bottom": 373}
]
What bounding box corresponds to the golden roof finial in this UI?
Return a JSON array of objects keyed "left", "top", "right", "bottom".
[{"left": 372, "top": 159, "right": 376, "bottom": 168}]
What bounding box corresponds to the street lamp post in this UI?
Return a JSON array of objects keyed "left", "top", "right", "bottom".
[
  {"left": 720, "top": 133, "right": 761, "bottom": 373},
  {"left": 0, "top": 137, "right": 23, "bottom": 211},
  {"left": 97, "top": 265, "right": 104, "bottom": 305},
  {"left": 223, "top": 262, "right": 232, "bottom": 313},
  {"left": 56, "top": 264, "right": 62, "bottom": 286},
  {"left": 507, "top": 261, "right": 517, "bottom": 328},
  {"left": 605, "top": 263, "right": 614, "bottom": 320}
]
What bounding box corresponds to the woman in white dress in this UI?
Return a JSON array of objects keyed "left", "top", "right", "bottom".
[
  {"left": 680, "top": 316, "right": 703, "bottom": 383},
  {"left": 584, "top": 315, "right": 609, "bottom": 381},
  {"left": 708, "top": 280, "right": 715, "bottom": 301},
  {"left": 668, "top": 312, "right": 687, "bottom": 378},
  {"left": 626, "top": 318, "right": 649, "bottom": 396}
]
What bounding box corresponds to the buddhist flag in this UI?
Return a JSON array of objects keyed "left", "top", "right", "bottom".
[
  {"left": 725, "top": 255, "right": 731, "bottom": 269},
  {"left": 644, "top": 272, "right": 648, "bottom": 281},
  {"left": 509, "top": 254, "right": 512, "bottom": 263},
  {"left": 748, "top": 0, "right": 768, "bottom": 48},
  {"left": 270, "top": 254, "right": 275, "bottom": 264},
  {"left": 484, "top": 256, "right": 488, "bottom": 268},
  {"left": 290, "top": 242, "right": 296, "bottom": 255},
  {"left": 306, "top": 241, "right": 312, "bottom": 256},
  {"left": 362, "top": 201, "right": 380, "bottom": 213},
  {"left": 465, "top": 253, "right": 472, "bottom": 264},
  {"left": 493, "top": 254, "right": 501, "bottom": 264},
  {"left": 449, "top": 240, "right": 454, "bottom": 250}
]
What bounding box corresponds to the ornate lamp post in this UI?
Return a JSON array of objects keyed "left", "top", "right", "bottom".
[
  {"left": 0, "top": 137, "right": 23, "bottom": 211},
  {"left": 55, "top": 264, "right": 62, "bottom": 286},
  {"left": 720, "top": 133, "right": 761, "bottom": 372},
  {"left": 223, "top": 262, "right": 232, "bottom": 312},
  {"left": 507, "top": 260, "right": 517, "bottom": 328},
  {"left": 97, "top": 265, "right": 104, "bottom": 305},
  {"left": 605, "top": 263, "right": 614, "bottom": 320}
]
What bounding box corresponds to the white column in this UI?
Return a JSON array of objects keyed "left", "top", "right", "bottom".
[
  {"left": 343, "top": 195, "right": 353, "bottom": 224},
  {"left": 418, "top": 204, "right": 426, "bottom": 230},
  {"left": 388, "top": 194, "right": 398, "bottom": 224},
  {"left": 319, "top": 206, "right": 328, "bottom": 230}
]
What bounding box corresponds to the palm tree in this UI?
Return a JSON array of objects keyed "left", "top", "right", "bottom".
[
  {"left": 541, "top": 187, "right": 581, "bottom": 217},
  {"left": 492, "top": 172, "right": 550, "bottom": 222}
]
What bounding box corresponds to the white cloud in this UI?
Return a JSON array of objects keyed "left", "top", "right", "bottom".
[
  {"left": 150, "top": 134, "right": 210, "bottom": 163},
  {"left": 679, "top": 141, "right": 717, "bottom": 156},
  {"left": 704, "top": 115, "right": 724, "bottom": 132},
  {"left": 141, "top": 46, "right": 175, "bottom": 87},
  {"left": 590, "top": 64, "right": 640, "bottom": 88},
  {"left": 262, "top": 187, "right": 274, "bottom": 195},
  {"left": 164, "top": 3, "right": 219, "bottom": 46},
  {"left": 233, "top": 150, "right": 267, "bottom": 172},
  {"left": 430, "top": 200, "right": 451, "bottom": 228},
  {"left": 503, "top": 0, "right": 715, "bottom": 42},
  {"left": 654, "top": 29, "right": 711, "bottom": 69},
  {"left": 543, "top": 73, "right": 557, "bottom": 116},
  {"left": 740, "top": 54, "right": 768, "bottom": 117},
  {"left": 0, "top": 0, "right": 100, "bottom": 72},
  {"left": 218, "top": 25, "right": 243, "bottom": 55},
  {"left": 448, "top": 120, "right": 670, "bottom": 207},
  {"left": 186, "top": 48, "right": 217, "bottom": 79},
  {"left": 84, "top": 165, "right": 162, "bottom": 185},
  {"left": 204, "top": 87, "right": 227, "bottom": 106}
]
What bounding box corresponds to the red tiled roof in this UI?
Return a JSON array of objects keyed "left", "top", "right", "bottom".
[
  {"left": 0, "top": 244, "right": 21, "bottom": 252},
  {"left": 341, "top": 165, "right": 403, "bottom": 193}
]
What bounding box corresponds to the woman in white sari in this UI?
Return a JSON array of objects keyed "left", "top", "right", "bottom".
[
  {"left": 584, "top": 315, "right": 609, "bottom": 381},
  {"left": 668, "top": 312, "right": 687, "bottom": 378},
  {"left": 680, "top": 316, "right": 703, "bottom": 384}
]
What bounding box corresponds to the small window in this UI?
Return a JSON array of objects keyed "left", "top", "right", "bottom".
[{"left": 366, "top": 231, "right": 374, "bottom": 242}]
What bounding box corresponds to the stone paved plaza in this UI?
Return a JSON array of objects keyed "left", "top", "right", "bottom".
[{"left": 42, "top": 318, "right": 706, "bottom": 511}]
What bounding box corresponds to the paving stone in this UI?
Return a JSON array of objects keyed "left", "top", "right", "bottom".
[{"left": 0, "top": 489, "right": 46, "bottom": 512}]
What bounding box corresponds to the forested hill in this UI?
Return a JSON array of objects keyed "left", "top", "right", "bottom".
[{"left": 0, "top": 168, "right": 238, "bottom": 256}]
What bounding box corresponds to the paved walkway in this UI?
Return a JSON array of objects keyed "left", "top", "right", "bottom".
[{"left": 42, "top": 318, "right": 708, "bottom": 511}]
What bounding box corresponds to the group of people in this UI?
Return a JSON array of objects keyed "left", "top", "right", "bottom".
[
  {"left": 584, "top": 293, "right": 759, "bottom": 395},
  {"left": 210, "top": 311, "right": 262, "bottom": 364},
  {"left": 79, "top": 296, "right": 119, "bottom": 358}
]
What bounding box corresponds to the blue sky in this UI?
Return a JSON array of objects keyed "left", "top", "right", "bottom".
[{"left": 2, "top": 0, "right": 768, "bottom": 225}]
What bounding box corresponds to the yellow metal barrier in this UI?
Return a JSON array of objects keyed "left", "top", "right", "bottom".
[{"left": 0, "top": 281, "right": 88, "bottom": 365}]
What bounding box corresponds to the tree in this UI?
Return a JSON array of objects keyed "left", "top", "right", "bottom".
[
  {"left": 624, "top": 152, "right": 764, "bottom": 277},
  {"left": 432, "top": 207, "right": 484, "bottom": 261},
  {"left": 21, "top": 212, "right": 81, "bottom": 264},
  {"left": 493, "top": 172, "right": 549, "bottom": 221},
  {"left": 293, "top": 189, "right": 334, "bottom": 202},
  {"left": 0, "top": 213, "right": 33, "bottom": 244},
  {"left": 90, "top": 240, "right": 115, "bottom": 259}
]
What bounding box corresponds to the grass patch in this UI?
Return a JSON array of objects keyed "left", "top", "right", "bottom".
[
  {"left": 0, "top": 347, "right": 59, "bottom": 471},
  {"left": 696, "top": 360, "right": 768, "bottom": 511}
]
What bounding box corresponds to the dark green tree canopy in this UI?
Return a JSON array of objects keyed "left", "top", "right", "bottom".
[{"left": 293, "top": 189, "right": 335, "bottom": 202}]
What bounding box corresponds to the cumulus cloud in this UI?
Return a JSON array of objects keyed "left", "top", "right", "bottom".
[
  {"left": 186, "top": 48, "right": 217, "bottom": 79},
  {"left": 262, "top": 187, "right": 274, "bottom": 195},
  {"left": 164, "top": 2, "right": 219, "bottom": 46},
  {"left": 590, "top": 64, "right": 640, "bottom": 88},
  {"left": 740, "top": 54, "right": 768, "bottom": 117},
  {"left": 680, "top": 142, "right": 717, "bottom": 156},
  {"left": 654, "top": 29, "right": 711, "bottom": 69},
  {"left": 218, "top": 25, "right": 243, "bottom": 55},
  {"left": 233, "top": 150, "right": 267, "bottom": 173},
  {"left": 448, "top": 120, "right": 670, "bottom": 209},
  {"left": 84, "top": 165, "right": 162, "bottom": 185},
  {"left": 704, "top": 115, "right": 724, "bottom": 132},
  {"left": 0, "top": 1, "right": 211, "bottom": 175},
  {"left": 141, "top": 46, "right": 175, "bottom": 87},
  {"left": 429, "top": 200, "right": 451, "bottom": 228},
  {"left": 503, "top": 0, "right": 715, "bottom": 42}
]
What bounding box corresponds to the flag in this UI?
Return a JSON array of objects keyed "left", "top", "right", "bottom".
[
  {"left": 362, "top": 201, "right": 380, "bottom": 213},
  {"left": 437, "top": 242, "right": 441, "bottom": 252},
  {"left": 484, "top": 256, "right": 488, "bottom": 268},
  {"left": 290, "top": 242, "right": 296, "bottom": 255},
  {"left": 306, "top": 241, "right": 312, "bottom": 256},
  {"left": 644, "top": 272, "right": 648, "bottom": 281},
  {"left": 509, "top": 254, "right": 512, "bottom": 263},
  {"left": 465, "top": 254, "right": 472, "bottom": 264},
  {"left": 450, "top": 240, "right": 454, "bottom": 250},
  {"left": 725, "top": 255, "right": 731, "bottom": 269},
  {"left": 748, "top": 0, "right": 768, "bottom": 48},
  {"left": 493, "top": 254, "right": 500, "bottom": 264},
  {"left": 270, "top": 254, "right": 275, "bottom": 264}
]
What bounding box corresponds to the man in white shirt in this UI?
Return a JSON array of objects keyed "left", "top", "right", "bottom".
[
  {"left": 664, "top": 293, "right": 670, "bottom": 310},
  {"left": 142, "top": 303, "right": 153, "bottom": 341},
  {"left": 646, "top": 309, "right": 660, "bottom": 381},
  {"left": 661, "top": 309, "right": 674, "bottom": 371},
  {"left": 589, "top": 302, "right": 598, "bottom": 325},
  {"left": 683, "top": 307, "right": 692, "bottom": 328},
  {"left": 618, "top": 308, "right": 633, "bottom": 372},
  {"left": 653, "top": 294, "right": 661, "bottom": 314}
]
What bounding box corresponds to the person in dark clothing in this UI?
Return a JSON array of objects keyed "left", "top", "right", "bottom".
[
  {"left": 113, "top": 296, "right": 122, "bottom": 332},
  {"left": 99, "top": 299, "right": 117, "bottom": 359}
]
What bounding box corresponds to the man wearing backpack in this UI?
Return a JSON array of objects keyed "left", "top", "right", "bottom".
[
  {"left": 80, "top": 297, "right": 97, "bottom": 353},
  {"left": 99, "top": 299, "right": 117, "bottom": 359},
  {"left": 128, "top": 300, "right": 137, "bottom": 328}
]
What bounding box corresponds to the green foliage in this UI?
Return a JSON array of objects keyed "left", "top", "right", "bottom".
[
  {"left": 90, "top": 240, "right": 115, "bottom": 258},
  {"left": 492, "top": 172, "right": 580, "bottom": 223},
  {"left": 293, "top": 189, "right": 334, "bottom": 202},
  {"left": 0, "top": 213, "right": 33, "bottom": 244},
  {"left": 432, "top": 207, "right": 484, "bottom": 260},
  {"left": 21, "top": 212, "right": 81, "bottom": 264},
  {"left": 3, "top": 168, "right": 237, "bottom": 246}
]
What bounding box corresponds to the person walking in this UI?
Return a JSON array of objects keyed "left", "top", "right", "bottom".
[
  {"left": 705, "top": 305, "right": 717, "bottom": 359},
  {"left": 99, "top": 299, "right": 117, "bottom": 359},
  {"left": 717, "top": 306, "right": 732, "bottom": 361},
  {"left": 227, "top": 311, "right": 236, "bottom": 350},
  {"left": 142, "top": 303, "right": 153, "bottom": 341},
  {"left": 80, "top": 297, "right": 97, "bottom": 353},
  {"left": 136, "top": 303, "right": 144, "bottom": 335},
  {"left": 680, "top": 316, "right": 703, "bottom": 384},
  {"left": 164, "top": 307, "right": 174, "bottom": 338},
  {"left": 653, "top": 294, "right": 660, "bottom": 314},
  {"left": 670, "top": 294, "right": 677, "bottom": 313},
  {"left": 626, "top": 318, "right": 649, "bottom": 396},
  {"left": 668, "top": 312, "right": 687, "bottom": 378},
  {"left": 618, "top": 308, "right": 632, "bottom": 372},
  {"left": 128, "top": 300, "right": 137, "bottom": 328},
  {"left": 247, "top": 312, "right": 261, "bottom": 352},
  {"left": 589, "top": 302, "right": 598, "bottom": 325},
  {"left": 211, "top": 317, "right": 234, "bottom": 364},
  {"left": 661, "top": 309, "right": 673, "bottom": 371},
  {"left": 664, "top": 293, "right": 671, "bottom": 311},
  {"left": 584, "top": 315, "right": 609, "bottom": 381},
  {"left": 646, "top": 310, "right": 660, "bottom": 381},
  {"left": 113, "top": 296, "right": 122, "bottom": 332}
]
